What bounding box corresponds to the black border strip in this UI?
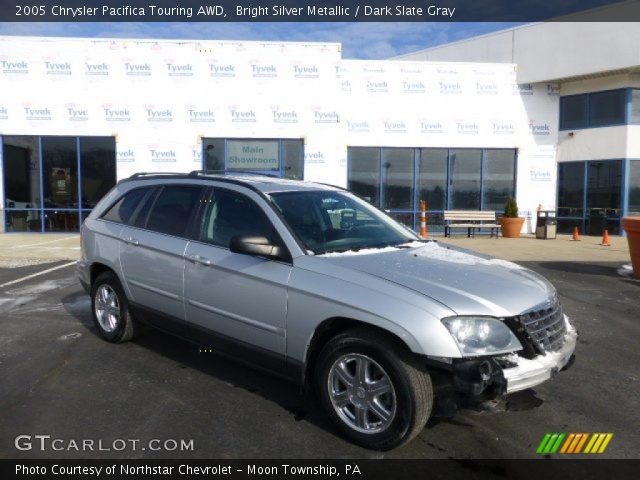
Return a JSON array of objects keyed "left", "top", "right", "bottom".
[{"left": 2, "top": 0, "right": 639, "bottom": 23}]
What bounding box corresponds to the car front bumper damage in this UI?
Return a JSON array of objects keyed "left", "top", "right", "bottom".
[
  {"left": 501, "top": 317, "right": 577, "bottom": 393},
  {"left": 430, "top": 316, "right": 577, "bottom": 412}
]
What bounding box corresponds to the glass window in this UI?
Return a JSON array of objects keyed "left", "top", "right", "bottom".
[
  {"left": 587, "top": 161, "right": 622, "bottom": 211},
  {"left": 382, "top": 148, "right": 413, "bottom": 210},
  {"left": 586, "top": 160, "right": 622, "bottom": 235},
  {"left": 557, "top": 162, "right": 585, "bottom": 218},
  {"left": 418, "top": 148, "right": 447, "bottom": 211},
  {"left": 390, "top": 212, "right": 414, "bottom": 230},
  {"left": 44, "top": 211, "right": 79, "bottom": 232},
  {"left": 80, "top": 137, "right": 116, "bottom": 208},
  {"left": 589, "top": 90, "right": 626, "bottom": 127},
  {"left": 348, "top": 148, "right": 380, "bottom": 205},
  {"left": 482, "top": 149, "right": 516, "bottom": 212},
  {"left": 227, "top": 139, "right": 279, "bottom": 172},
  {"left": 560, "top": 95, "right": 588, "bottom": 130},
  {"left": 558, "top": 160, "right": 623, "bottom": 235},
  {"left": 2, "top": 136, "right": 41, "bottom": 209},
  {"left": 5, "top": 210, "right": 41, "bottom": 232},
  {"left": 203, "top": 138, "right": 225, "bottom": 172},
  {"left": 42, "top": 136, "right": 78, "bottom": 208},
  {"left": 449, "top": 149, "right": 482, "bottom": 210},
  {"left": 629, "top": 160, "right": 640, "bottom": 216},
  {"left": 102, "top": 187, "right": 152, "bottom": 225},
  {"left": 2, "top": 135, "right": 115, "bottom": 232},
  {"left": 201, "top": 189, "right": 275, "bottom": 248},
  {"left": 145, "top": 186, "right": 204, "bottom": 237},
  {"left": 271, "top": 190, "right": 418, "bottom": 254},
  {"left": 630, "top": 90, "right": 640, "bottom": 124},
  {"left": 283, "top": 139, "right": 304, "bottom": 180}
]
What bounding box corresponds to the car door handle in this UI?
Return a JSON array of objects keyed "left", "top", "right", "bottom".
[
  {"left": 123, "top": 236, "right": 139, "bottom": 246},
  {"left": 185, "top": 254, "right": 212, "bottom": 266}
]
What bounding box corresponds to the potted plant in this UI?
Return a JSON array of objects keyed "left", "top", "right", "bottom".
[
  {"left": 622, "top": 216, "right": 640, "bottom": 278},
  {"left": 500, "top": 198, "right": 525, "bottom": 238}
]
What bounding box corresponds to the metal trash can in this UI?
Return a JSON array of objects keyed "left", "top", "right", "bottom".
[{"left": 536, "top": 210, "right": 557, "bottom": 239}]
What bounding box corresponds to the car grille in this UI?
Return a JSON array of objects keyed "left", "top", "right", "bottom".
[{"left": 513, "top": 299, "right": 567, "bottom": 354}]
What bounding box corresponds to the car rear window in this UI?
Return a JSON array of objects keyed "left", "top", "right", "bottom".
[
  {"left": 144, "top": 185, "right": 204, "bottom": 237},
  {"left": 102, "top": 187, "right": 151, "bottom": 225}
]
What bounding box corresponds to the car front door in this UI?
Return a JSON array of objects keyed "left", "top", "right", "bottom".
[
  {"left": 183, "top": 186, "right": 291, "bottom": 357},
  {"left": 119, "top": 184, "right": 205, "bottom": 329}
]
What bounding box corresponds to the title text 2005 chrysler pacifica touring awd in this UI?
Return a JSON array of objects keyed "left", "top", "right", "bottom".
[{"left": 78, "top": 172, "right": 576, "bottom": 450}]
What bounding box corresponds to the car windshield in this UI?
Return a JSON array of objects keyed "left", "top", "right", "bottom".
[{"left": 269, "top": 190, "right": 421, "bottom": 254}]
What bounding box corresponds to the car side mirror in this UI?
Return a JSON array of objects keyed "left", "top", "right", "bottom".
[{"left": 229, "top": 235, "right": 283, "bottom": 260}]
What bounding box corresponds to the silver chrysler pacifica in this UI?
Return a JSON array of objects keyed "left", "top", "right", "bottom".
[{"left": 78, "top": 172, "right": 577, "bottom": 450}]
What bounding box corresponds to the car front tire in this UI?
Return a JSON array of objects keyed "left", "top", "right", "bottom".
[
  {"left": 315, "top": 328, "right": 433, "bottom": 450},
  {"left": 91, "top": 271, "right": 137, "bottom": 343}
]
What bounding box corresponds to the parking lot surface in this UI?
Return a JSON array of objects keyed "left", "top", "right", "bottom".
[{"left": 0, "top": 235, "right": 638, "bottom": 458}]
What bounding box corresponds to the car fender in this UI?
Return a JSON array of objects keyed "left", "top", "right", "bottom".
[{"left": 286, "top": 258, "right": 462, "bottom": 363}]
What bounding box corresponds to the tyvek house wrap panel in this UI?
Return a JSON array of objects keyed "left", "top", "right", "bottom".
[{"left": 0, "top": 36, "right": 559, "bottom": 222}]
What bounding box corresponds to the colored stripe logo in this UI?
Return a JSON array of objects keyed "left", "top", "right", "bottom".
[{"left": 536, "top": 433, "right": 613, "bottom": 454}]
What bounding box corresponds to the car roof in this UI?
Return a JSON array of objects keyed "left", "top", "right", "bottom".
[{"left": 120, "top": 172, "right": 344, "bottom": 194}]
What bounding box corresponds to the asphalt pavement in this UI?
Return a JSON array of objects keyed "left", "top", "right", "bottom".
[{"left": 0, "top": 258, "right": 638, "bottom": 459}]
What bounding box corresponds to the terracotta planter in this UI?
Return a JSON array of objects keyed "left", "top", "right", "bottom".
[
  {"left": 622, "top": 217, "right": 640, "bottom": 279},
  {"left": 500, "top": 217, "right": 525, "bottom": 238}
]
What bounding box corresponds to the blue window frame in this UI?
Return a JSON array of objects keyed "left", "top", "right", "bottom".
[
  {"left": 560, "top": 88, "right": 639, "bottom": 130},
  {"left": 2, "top": 135, "right": 116, "bottom": 232},
  {"left": 557, "top": 159, "right": 625, "bottom": 236},
  {"left": 347, "top": 147, "right": 517, "bottom": 234}
]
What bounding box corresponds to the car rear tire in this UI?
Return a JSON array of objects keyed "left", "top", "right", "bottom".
[
  {"left": 91, "top": 271, "right": 137, "bottom": 343},
  {"left": 315, "top": 327, "right": 432, "bottom": 450}
]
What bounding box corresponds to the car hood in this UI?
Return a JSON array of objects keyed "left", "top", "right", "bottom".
[{"left": 317, "top": 242, "right": 555, "bottom": 317}]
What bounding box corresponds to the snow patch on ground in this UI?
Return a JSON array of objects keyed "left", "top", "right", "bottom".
[
  {"left": 59, "top": 332, "right": 82, "bottom": 341},
  {"left": 0, "top": 258, "right": 50, "bottom": 268},
  {"left": 617, "top": 264, "right": 635, "bottom": 277},
  {"left": 6, "top": 279, "right": 73, "bottom": 296}
]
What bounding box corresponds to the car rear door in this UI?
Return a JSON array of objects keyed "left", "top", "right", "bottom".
[
  {"left": 119, "top": 183, "right": 206, "bottom": 330},
  {"left": 183, "top": 186, "right": 291, "bottom": 357}
]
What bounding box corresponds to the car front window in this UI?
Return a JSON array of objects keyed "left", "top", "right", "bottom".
[{"left": 269, "top": 190, "right": 420, "bottom": 254}]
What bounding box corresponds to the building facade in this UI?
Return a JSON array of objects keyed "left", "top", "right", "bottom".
[
  {"left": 397, "top": 16, "right": 640, "bottom": 235},
  {"left": 1, "top": 35, "right": 560, "bottom": 233}
]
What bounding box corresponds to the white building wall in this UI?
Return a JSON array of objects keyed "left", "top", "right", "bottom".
[
  {"left": 0, "top": 36, "right": 561, "bottom": 232},
  {"left": 557, "top": 128, "right": 629, "bottom": 162},
  {"left": 396, "top": 19, "right": 640, "bottom": 85}
]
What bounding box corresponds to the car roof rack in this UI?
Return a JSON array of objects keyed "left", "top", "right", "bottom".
[
  {"left": 128, "top": 172, "right": 188, "bottom": 178},
  {"left": 188, "top": 170, "right": 280, "bottom": 178}
]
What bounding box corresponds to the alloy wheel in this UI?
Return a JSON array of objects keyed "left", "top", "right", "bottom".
[
  {"left": 327, "top": 353, "right": 396, "bottom": 434},
  {"left": 94, "top": 284, "right": 120, "bottom": 333}
]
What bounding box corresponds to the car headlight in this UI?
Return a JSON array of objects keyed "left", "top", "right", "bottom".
[{"left": 441, "top": 316, "right": 522, "bottom": 356}]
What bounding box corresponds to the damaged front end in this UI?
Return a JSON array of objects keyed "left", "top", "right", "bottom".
[{"left": 428, "top": 311, "right": 577, "bottom": 416}]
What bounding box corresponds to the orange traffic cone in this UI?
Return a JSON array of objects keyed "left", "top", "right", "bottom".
[
  {"left": 601, "top": 229, "right": 611, "bottom": 246},
  {"left": 419, "top": 200, "right": 428, "bottom": 238},
  {"left": 571, "top": 226, "right": 581, "bottom": 241}
]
